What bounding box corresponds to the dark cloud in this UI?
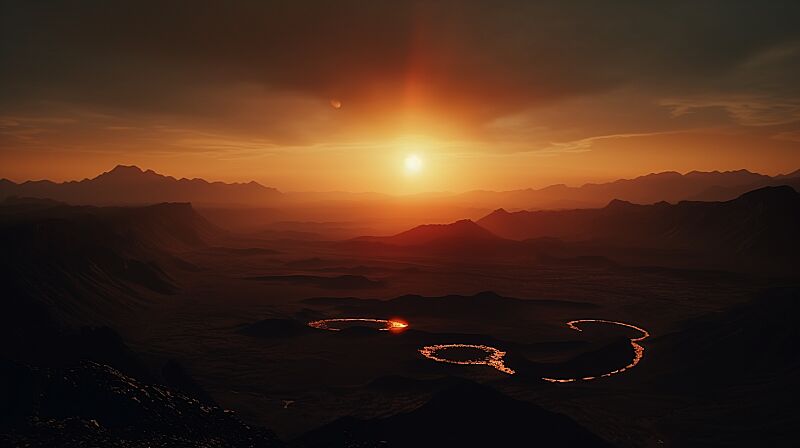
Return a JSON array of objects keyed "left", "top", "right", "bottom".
[{"left": 1, "top": 0, "right": 799, "bottom": 147}]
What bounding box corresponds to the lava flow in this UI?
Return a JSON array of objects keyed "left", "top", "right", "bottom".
[
  {"left": 307, "top": 318, "right": 408, "bottom": 332},
  {"left": 418, "top": 344, "right": 515, "bottom": 374},
  {"left": 541, "top": 319, "right": 650, "bottom": 383}
]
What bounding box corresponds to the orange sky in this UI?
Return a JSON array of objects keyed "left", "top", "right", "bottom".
[{"left": 1, "top": 1, "right": 799, "bottom": 192}]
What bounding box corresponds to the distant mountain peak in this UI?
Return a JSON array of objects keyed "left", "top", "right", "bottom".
[
  {"left": 644, "top": 170, "right": 681, "bottom": 177},
  {"left": 0, "top": 165, "right": 280, "bottom": 206},
  {"left": 367, "top": 218, "right": 502, "bottom": 246},
  {"left": 776, "top": 168, "right": 800, "bottom": 179},
  {"left": 106, "top": 164, "right": 145, "bottom": 175},
  {"left": 451, "top": 218, "right": 478, "bottom": 226},
  {"left": 111, "top": 164, "right": 143, "bottom": 172},
  {"left": 605, "top": 198, "right": 635, "bottom": 208},
  {"left": 95, "top": 164, "right": 155, "bottom": 181}
]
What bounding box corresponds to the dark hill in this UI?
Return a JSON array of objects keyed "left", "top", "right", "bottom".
[
  {"left": 359, "top": 219, "right": 502, "bottom": 246},
  {"left": 640, "top": 287, "right": 800, "bottom": 446},
  {"left": 649, "top": 287, "right": 800, "bottom": 387},
  {"left": 346, "top": 219, "right": 521, "bottom": 259},
  {"left": 296, "top": 380, "right": 612, "bottom": 447},
  {"left": 0, "top": 200, "right": 219, "bottom": 329},
  {"left": 0, "top": 361, "right": 284, "bottom": 447}
]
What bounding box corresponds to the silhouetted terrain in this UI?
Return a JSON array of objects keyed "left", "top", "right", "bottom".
[
  {"left": 453, "top": 169, "right": 798, "bottom": 209},
  {"left": 3, "top": 172, "right": 799, "bottom": 447},
  {"left": 4, "top": 0, "right": 800, "bottom": 442},
  {"left": 344, "top": 219, "right": 526, "bottom": 259},
  {"left": 1, "top": 336, "right": 284, "bottom": 448},
  {"left": 4, "top": 166, "right": 798, "bottom": 238},
  {"left": 629, "top": 288, "right": 800, "bottom": 446},
  {"left": 688, "top": 170, "right": 800, "bottom": 201},
  {"left": 0, "top": 165, "right": 281, "bottom": 206},
  {"left": 0, "top": 198, "right": 217, "bottom": 329},
  {"left": 297, "top": 380, "right": 613, "bottom": 447},
  {"left": 357, "top": 219, "right": 502, "bottom": 246},
  {"left": 477, "top": 186, "right": 800, "bottom": 273}
]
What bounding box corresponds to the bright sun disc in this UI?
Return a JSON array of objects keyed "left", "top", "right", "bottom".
[{"left": 404, "top": 154, "right": 423, "bottom": 174}]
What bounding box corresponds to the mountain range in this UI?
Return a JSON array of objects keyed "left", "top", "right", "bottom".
[
  {"left": 2, "top": 166, "right": 798, "bottom": 211},
  {"left": 452, "top": 169, "right": 800, "bottom": 209},
  {"left": 357, "top": 185, "right": 800, "bottom": 274},
  {"left": 0, "top": 165, "right": 281, "bottom": 206},
  {"left": 356, "top": 219, "right": 503, "bottom": 246},
  {"left": 477, "top": 186, "right": 800, "bottom": 256}
]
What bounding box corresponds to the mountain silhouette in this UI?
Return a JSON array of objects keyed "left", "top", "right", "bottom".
[
  {"left": 475, "top": 185, "right": 800, "bottom": 272},
  {"left": 4, "top": 167, "right": 797, "bottom": 211},
  {"left": 479, "top": 185, "right": 799, "bottom": 245},
  {"left": 453, "top": 169, "right": 793, "bottom": 209},
  {"left": 0, "top": 165, "right": 281, "bottom": 206},
  {"left": 688, "top": 172, "right": 800, "bottom": 201},
  {"left": 357, "top": 219, "right": 503, "bottom": 246}
]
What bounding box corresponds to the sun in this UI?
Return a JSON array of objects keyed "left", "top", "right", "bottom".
[{"left": 404, "top": 154, "right": 423, "bottom": 174}]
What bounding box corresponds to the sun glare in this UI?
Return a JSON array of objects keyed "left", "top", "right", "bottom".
[{"left": 404, "top": 154, "right": 423, "bottom": 174}]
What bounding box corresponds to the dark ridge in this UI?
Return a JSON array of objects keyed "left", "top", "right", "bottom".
[
  {"left": 357, "top": 219, "right": 503, "bottom": 246},
  {"left": 0, "top": 202, "right": 222, "bottom": 328},
  {"left": 0, "top": 361, "right": 284, "bottom": 447},
  {"left": 638, "top": 287, "right": 800, "bottom": 446},
  {"left": 296, "top": 381, "right": 612, "bottom": 447},
  {"left": 476, "top": 185, "right": 800, "bottom": 274},
  {"left": 650, "top": 287, "right": 800, "bottom": 387},
  {"left": 0, "top": 165, "right": 281, "bottom": 206},
  {"left": 733, "top": 184, "right": 798, "bottom": 204},
  {"left": 160, "top": 359, "right": 215, "bottom": 404}
]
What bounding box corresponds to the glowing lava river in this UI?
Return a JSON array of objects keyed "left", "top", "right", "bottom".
[
  {"left": 418, "top": 344, "right": 515, "bottom": 374},
  {"left": 541, "top": 319, "right": 650, "bottom": 383},
  {"left": 307, "top": 318, "right": 408, "bottom": 332},
  {"left": 307, "top": 317, "right": 649, "bottom": 382},
  {"left": 416, "top": 320, "right": 650, "bottom": 382}
]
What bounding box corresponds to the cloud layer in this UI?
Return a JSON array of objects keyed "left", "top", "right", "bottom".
[{"left": 1, "top": 0, "right": 799, "bottom": 189}]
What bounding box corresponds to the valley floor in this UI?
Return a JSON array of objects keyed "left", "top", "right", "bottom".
[{"left": 114, "top": 237, "right": 789, "bottom": 446}]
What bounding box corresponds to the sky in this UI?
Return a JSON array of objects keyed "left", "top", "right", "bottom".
[{"left": 1, "top": 0, "right": 799, "bottom": 193}]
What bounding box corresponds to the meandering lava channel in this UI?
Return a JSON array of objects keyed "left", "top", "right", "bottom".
[
  {"left": 541, "top": 319, "right": 650, "bottom": 383},
  {"left": 418, "top": 344, "right": 515, "bottom": 375},
  {"left": 311, "top": 318, "right": 648, "bottom": 381},
  {"left": 307, "top": 318, "right": 408, "bottom": 332}
]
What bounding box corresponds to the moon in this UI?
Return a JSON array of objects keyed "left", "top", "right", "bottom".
[
  {"left": 404, "top": 154, "right": 423, "bottom": 174},
  {"left": 330, "top": 99, "right": 342, "bottom": 109}
]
